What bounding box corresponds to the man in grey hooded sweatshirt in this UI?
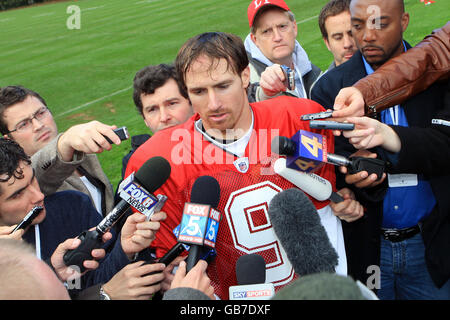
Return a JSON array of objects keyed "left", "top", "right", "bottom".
[{"left": 245, "top": 0, "right": 322, "bottom": 102}]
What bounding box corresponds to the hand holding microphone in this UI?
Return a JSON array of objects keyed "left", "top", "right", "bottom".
[
  {"left": 120, "top": 210, "right": 167, "bottom": 259},
  {"left": 51, "top": 233, "right": 111, "bottom": 281},
  {"left": 169, "top": 260, "right": 215, "bottom": 300},
  {"left": 63, "top": 156, "right": 171, "bottom": 272}
]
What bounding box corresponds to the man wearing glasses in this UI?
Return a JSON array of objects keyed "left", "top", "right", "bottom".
[{"left": 0, "top": 85, "right": 119, "bottom": 217}]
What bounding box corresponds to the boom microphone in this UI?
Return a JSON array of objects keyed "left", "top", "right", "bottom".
[
  {"left": 63, "top": 156, "right": 171, "bottom": 271},
  {"left": 178, "top": 176, "right": 221, "bottom": 272},
  {"left": 229, "top": 254, "right": 275, "bottom": 300},
  {"left": 272, "top": 133, "right": 386, "bottom": 179},
  {"left": 268, "top": 188, "right": 338, "bottom": 276}
]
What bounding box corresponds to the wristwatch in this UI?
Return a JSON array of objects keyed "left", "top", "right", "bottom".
[{"left": 99, "top": 285, "right": 111, "bottom": 300}]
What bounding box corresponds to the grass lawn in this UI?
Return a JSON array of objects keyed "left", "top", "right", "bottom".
[{"left": 1, "top": 0, "right": 448, "bottom": 188}]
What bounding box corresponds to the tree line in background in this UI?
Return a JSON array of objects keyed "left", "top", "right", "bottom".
[{"left": 0, "top": 0, "right": 57, "bottom": 11}]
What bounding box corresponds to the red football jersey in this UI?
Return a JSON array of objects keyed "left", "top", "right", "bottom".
[{"left": 125, "top": 96, "right": 336, "bottom": 299}]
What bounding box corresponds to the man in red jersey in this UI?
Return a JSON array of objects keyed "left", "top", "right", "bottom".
[{"left": 125, "top": 32, "right": 363, "bottom": 299}]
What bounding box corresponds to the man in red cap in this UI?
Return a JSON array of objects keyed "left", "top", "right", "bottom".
[{"left": 245, "top": 0, "right": 322, "bottom": 102}]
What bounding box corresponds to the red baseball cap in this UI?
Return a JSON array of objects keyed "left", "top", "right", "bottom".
[{"left": 247, "top": 0, "right": 291, "bottom": 27}]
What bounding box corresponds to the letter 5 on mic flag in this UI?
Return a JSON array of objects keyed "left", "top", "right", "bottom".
[
  {"left": 178, "top": 203, "right": 221, "bottom": 248},
  {"left": 287, "top": 130, "right": 328, "bottom": 173}
]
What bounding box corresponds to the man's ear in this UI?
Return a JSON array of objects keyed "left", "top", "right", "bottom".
[
  {"left": 241, "top": 66, "right": 250, "bottom": 88},
  {"left": 401, "top": 12, "right": 409, "bottom": 32},
  {"left": 293, "top": 20, "right": 298, "bottom": 38},
  {"left": 323, "top": 37, "right": 331, "bottom": 52}
]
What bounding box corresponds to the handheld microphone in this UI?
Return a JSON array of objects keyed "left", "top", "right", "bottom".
[
  {"left": 63, "top": 156, "right": 171, "bottom": 272},
  {"left": 272, "top": 133, "right": 386, "bottom": 179},
  {"left": 178, "top": 176, "right": 221, "bottom": 272},
  {"left": 268, "top": 188, "right": 339, "bottom": 276},
  {"left": 274, "top": 157, "right": 343, "bottom": 202},
  {"left": 229, "top": 254, "right": 275, "bottom": 300}
]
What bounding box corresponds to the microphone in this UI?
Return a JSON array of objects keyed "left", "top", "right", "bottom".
[
  {"left": 229, "top": 254, "right": 275, "bottom": 300},
  {"left": 268, "top": 188, "right": 338, "bottom": 276},
  {"left": 272, "top": 132, "right": 386, "bottom": 179},
  {"left": 273, "top": 157, "right": 342, "bottom": 202},
  {"left": 178, "top": 176, "right": 221, "bottom": 272},
  {"left": 63, "top": 156, "right": 171, "bottom": 272}
]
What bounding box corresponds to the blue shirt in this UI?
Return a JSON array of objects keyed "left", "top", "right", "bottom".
[{"left": 362, "top": 44, "right": 436, "bottom": 228}]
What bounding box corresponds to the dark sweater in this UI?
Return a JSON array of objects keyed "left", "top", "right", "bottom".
[{"left": 23, "top": 190, "right": 130, "bottom": 290}]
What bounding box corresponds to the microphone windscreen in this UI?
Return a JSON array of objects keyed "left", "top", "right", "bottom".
[
  {"left": 271, "top": 136, "right": 296, "bottom": 156},
  {"left": 135, "top": 156, "right": 171, "bottom": 192},
  {"left": 272, "top": 273, "right": 368, "bottom": 300},
  {"left": 236, "top": 254, "right": 266, "bottom": 285},
  {"left": 268, "top": 188, "right": 338, "bottom": 276},
  {"left": 190, "top": 176, "right": 221, "bottom": 208}
]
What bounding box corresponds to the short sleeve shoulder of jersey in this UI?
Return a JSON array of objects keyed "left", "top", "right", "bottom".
[
  {"left": 124, "top": 120, "right": 195, "bottom": 178},
  {"left": 251, "top": 96, "right": 326, "bottom": 131},
  {"left": 252, "top": 96, "right": 326, "bottom": 117}
]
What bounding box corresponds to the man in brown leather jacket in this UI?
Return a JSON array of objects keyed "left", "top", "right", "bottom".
[{"left": 332, "top": 21, "right": 449, "bottom": 118}]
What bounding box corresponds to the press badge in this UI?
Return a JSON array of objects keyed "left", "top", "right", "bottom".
[{"left": 388, "top": 173, "right": 418, "bottom": 188}]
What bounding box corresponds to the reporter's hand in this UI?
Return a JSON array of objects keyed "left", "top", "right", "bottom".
[
  {"left": 170, "top": 260, "right": 215, "bottom": 300},
  {"left": 332, "top": 87, "right": 366, "bottom": 120},
  {"left": 121, "top": 211, "right": 167, "bottom": 258},
  {"left": 344, "top": 116, "right": 401, "bottom": 152},
  {"left": 330, "top": 188, "right": 364, "bottom": 222},
  {"left": 0, "top": 225, "right": 24, "bottom": 240},
  {"left": 57, "top": 120, "right": 120, "bottom": 161},
  {"left": 51, "top": 231, "right": 112, "bottom": 281},
  {"left": 160, "top": 255, "right": 186, "bottom": 293},
  {"left": 102, "top": 261, "right": 166, "bottom": 300},
  {"left": 260, "top": 64, "right": 288, "bottom": 97},
  {"left": 340, "top": 150, "right": 386, "bottom": 188}
]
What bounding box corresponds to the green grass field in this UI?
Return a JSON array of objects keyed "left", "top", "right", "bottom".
[{"left": 1, "top": 0, "right": 448, "bottom": 188}]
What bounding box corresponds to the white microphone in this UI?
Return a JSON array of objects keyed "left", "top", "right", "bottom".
[{"left": 274, "top": 158, "right": 342, "bottom": 202}]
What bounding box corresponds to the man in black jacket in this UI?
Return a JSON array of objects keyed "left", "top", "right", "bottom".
[{"left": 311, "top": 0, "right": 449, "bottom": 299}]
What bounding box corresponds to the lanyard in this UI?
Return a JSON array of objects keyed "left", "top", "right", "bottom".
[
  {"left": 389, "top": 105, "right": 400, "bottom": 126},
  {"left": 35, "top": 224, "right": 41, "bottom": 260}
]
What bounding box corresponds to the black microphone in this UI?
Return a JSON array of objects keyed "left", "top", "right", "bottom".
[
  {"left": 272, "top": 133, "right": 386, "bottom": 179},
  {"left": 268, "top": 188, "right": 338, "bottom": 276},
  {"left": 236, "top": 254, "right": 266, "bottom": 285},
  {"left": 63, "top": 156, "right": 171, "bottom": 272},
  {"left": 229, "top": 254, "right": 275, "bottom": 300},
  {"left": 179, "top": 176, "right": 221, "bottom": 272}
]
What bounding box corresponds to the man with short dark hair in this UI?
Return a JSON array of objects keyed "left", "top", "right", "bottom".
[
  {"left": 318, "top": 0, "right": 356, "bottom": 71},
  {"left": 244, "top": 0, "right": 322, "bottom": 101},
  {"left": 120, "top": 64, "right": 193, "bottom": 178},
  {"left": 0, "top": 85, "right": 120, "bottom": 216}
]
